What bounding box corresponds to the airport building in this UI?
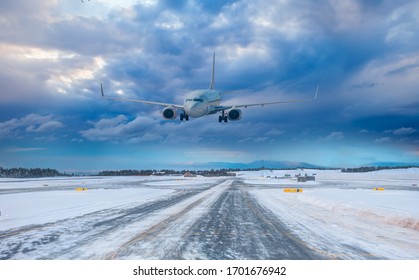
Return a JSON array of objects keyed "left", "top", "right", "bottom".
[{"left": 297, "top": 174, "right": 316, "bottom": 182}]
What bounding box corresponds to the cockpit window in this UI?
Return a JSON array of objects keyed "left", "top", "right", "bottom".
[{"left": 186, "top": 98, "right": 204, "bottom": 102}]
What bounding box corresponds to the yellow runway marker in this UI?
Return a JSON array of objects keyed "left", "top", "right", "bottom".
[{"left": 284, "top": 188, "right": 303, "bottom": 193}]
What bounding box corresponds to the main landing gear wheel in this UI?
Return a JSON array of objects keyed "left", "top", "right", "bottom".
[
  {"left": 218, "top": 115, "right": 228, "bottom": 123},
  {"left": 180, "top": 112, "right": 189, "bottom": 121}
]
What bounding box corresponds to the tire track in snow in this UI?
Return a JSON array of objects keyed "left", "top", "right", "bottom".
[
  {"left": 103, "top": 180, "right": 232, "bottom": 259},
  {"left": 176, "top": 181, "right": 323, "bottom": 259},
  {"left": 105, "top": 196, "right": 208, "bottom": 259}
]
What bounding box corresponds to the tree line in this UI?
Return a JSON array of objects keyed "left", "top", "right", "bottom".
[
  {"left": 2, "top": 165, "right": 417, "bottom": 178},
  {"left": 98, "top": 169, "right": 236, "bottom": 177},
  {"left": 0, "top": 167, "right": 63, "bottom": 178},
  {"left": 341, "top": 165, "right": 418, "bottom": 173}
]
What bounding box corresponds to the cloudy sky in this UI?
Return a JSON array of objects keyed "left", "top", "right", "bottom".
[{"left": 1, "top": 0, "right": 418, "bottom": 171}]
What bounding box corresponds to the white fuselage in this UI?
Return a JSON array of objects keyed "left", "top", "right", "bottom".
[{"left": 183, "top": 89, "right": 221, "bottom": 118}]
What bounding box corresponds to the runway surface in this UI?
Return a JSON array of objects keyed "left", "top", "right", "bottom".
[
  {"left": 1, "top": 170, "right": 418, "bottom": 260},
  {"left": 1, "top": 179, "right": 319, "bottom": 259}
]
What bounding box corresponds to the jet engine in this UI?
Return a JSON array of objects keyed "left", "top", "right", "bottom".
[
  {"left": 227, "top": 108, "right": 242, "bottom": 121},
  {"left": 161, "top": 107, "right": 177, "bottom": 120}
]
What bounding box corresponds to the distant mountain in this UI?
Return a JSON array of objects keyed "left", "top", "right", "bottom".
[
  {"left": 201, "top": 160, "right": 322, "bottom": 170},
  {"left": 191, "top": 160, "right": 419, "bottom": 170}
]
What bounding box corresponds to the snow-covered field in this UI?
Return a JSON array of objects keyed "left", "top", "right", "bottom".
[
  {"left": 0, "top": 176, "right": 208, "bottom": 229},
  {"left": 0, "top": 169, "right": 418, "bottom": 260}
]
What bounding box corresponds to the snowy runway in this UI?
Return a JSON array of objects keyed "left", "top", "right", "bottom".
[{"left": 1, "top": 169, "right": 418, "bottom": 260}]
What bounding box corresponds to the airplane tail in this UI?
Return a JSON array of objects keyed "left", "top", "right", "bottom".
[{"left": 209, "top": 52, "right": 215, "bottom": 90}]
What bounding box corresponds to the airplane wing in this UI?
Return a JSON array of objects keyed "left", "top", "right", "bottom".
[
  {"left": 216, "top": 85, "right": 319, "bottom": 111},
  {"left": 100, "top": 83, "right": 184, "bottom": 109}
]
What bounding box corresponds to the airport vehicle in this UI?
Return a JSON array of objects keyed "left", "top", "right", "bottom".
[{"left": 100, "top": 53, "right": 318, "bottom": 122}]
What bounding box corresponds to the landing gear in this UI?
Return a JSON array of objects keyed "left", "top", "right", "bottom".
[
  {"left": 218, "top": 111, "right": 228, "bottom": 123},
  {"left": 180, "top": 112, "right": 189, "bottom": 121}
]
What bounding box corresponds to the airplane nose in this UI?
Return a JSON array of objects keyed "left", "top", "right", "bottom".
[
  {"left": 185, "top": 101, "right": 205, "bottom": 118},
  {"left": 186, "top": 102, "right": 198, "bottom": 110},
  {"left": 190, "top": 102, "right": 199, "bottom": 109}
]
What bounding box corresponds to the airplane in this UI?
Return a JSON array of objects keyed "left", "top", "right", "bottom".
[{"left": 100, "top": 53, "right": 318, "bottom": 123}]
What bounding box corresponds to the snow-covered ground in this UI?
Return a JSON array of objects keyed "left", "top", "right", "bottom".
[
  {"left": 245, "top": 168, "right": 419, "bottom": 259},
  {"left": 0, "top": 169, "right": 418, "bottom": 259},
  {"left": 0, "top": 176, "right": 213, "bottom": 229},
  {"left": 250, "top": 187, "right": 419, "bottom": 259}
]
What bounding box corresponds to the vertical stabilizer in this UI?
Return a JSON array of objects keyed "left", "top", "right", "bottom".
[{"left": 209, "top": 52, "right": 215, "bottom": 90}]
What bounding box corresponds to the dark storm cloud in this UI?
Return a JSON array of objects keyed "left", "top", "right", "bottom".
[
  {"left": 0, "top": 114, "right": 64, "bottom": 138},
  {"left": 1, "top": 0, "right": 418, "bottom": 168}
]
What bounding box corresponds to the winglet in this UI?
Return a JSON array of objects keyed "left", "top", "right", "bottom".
[
  {"left": 100, "top": 83, "right": 104, "bottom": 97},
  {"left": 209, "top": 52, "right": 215, "bottom": 90}
]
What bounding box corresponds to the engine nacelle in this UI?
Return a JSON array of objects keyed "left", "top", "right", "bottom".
[
  {"left": 227, "top": 108, "right": 242, "bottom": 121},
  {"left": 161, "top": 107, "right": 177, "bottom": 120}
]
